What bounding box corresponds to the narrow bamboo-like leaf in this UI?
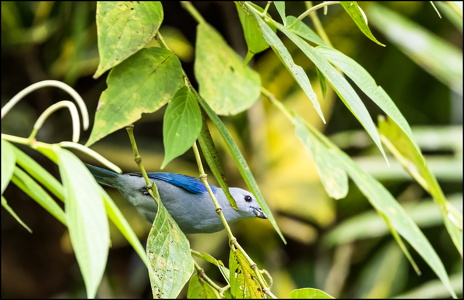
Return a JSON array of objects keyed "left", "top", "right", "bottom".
[
  {"left": 87, "top": 47, "right": 183, "bottom": 146},
  {"left": 1, "top": 139, "right": 15, "bottom": 194},
  {"left": 339, "top": 2, "right": 385, "bottom": 47},
  {"left": 286, "top": 16, "right": 326, "bottom": 46},
  {"left": 11, "top": 167, "right": 67, "bottom": 226},
  {"left": 147, "top": 197, "right": 194, "bottom": 298},
  {"left": 187, "top": 273, "right": 220, "bottom": 299},
  {"left": 235, "top": 2, "right": 270, "bottom": 60},
  {"left": 198, "top": 113, "right": 237, "bottom": 209},
  {"left": 2, "top": 196, "right": 32, "bottom": 233},
  {"left": 276, "top": 23, "right": 388, "bottom": 162},
  {"left": 299, "top": 120, "right": 457, "bottom": 298},
  {"left": 194, "top": 22, "right": 261, "bottom": 115},
  {"left": 290, "top": 288, "right": 334, "bottom": 299},
  {"left": 274, "top": 2, "right": 286, "bottom": 25},
  {"left": 229, "top": 249, "right": 265, "bottom": 299},
  {"left": 94, "top": 1, "right": 163, "bottom": 78},
  {"left": 12, "top": 144, "right": 64, "bottom": 201},
  {"left": 57, "top": 148, "right": 110, "bottom": 299},
  {"left": 162, "top": 86, "right": 202, "bottom": 169},
  {"left": 243, "top": 2, "right": 326, "bottom": 124},
  {"left": 294, "top": 115, "right": 348, "bottom": 199},
  {"left": 315, "top": 67, "right": 327, "bottom": 100},
  {"left": 195, "top": 90, "right": 286, "bottom": 243},
  {"left": 368, "top": 3, "right": 462, "bottom": 95},
  {"left": 378, "top": 116, "right": 462, "bottom": 257},
  {"left": 316, "top": 45, "right": 420, "bottom": 153},
  {"left": 101, "top": 190, "right": 149, "bottom": 268}
]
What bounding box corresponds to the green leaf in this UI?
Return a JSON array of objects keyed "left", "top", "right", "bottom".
[
  {"left": 244, "top": 2, "right": 326, "bottom": 124},
  {"left": 87, "top": 47, "right": 183, "bottom": 146},
  {"left": 187, "top": 273, "right": 220, "bottom": 299},
  {"left": 191, "top": 250, "right": 230, "bottom": 283},
  {"left": 286, "top": 16, "right": 326, "bottom": 46},
  {"left": 11, "top": 166, "right": 67, "bottom": 226},
  {"left": 367, "top": 3, "right": 462, "bottom": 95},
  {"left": 2, "top": 196, "right": 32, "bottom": 233},
  {"left": 290, "top": 288, "right": 334, "bottom": 299},
  {"left": 94, "top": 1, "right": 164, "bottom": 78},
  {"left": 274, "top": 2, "right": 286, "bottom": 25},
  {"left": 12, "top": 144, "right": 64, "bottom": 201},
  {"left": 229, "top": 249, "right": 265, "bottom": 299},
  {"left": 235, "top": 2, "right": 270, "bottom": 61},
  {"left": 57, "top": 148, "right": 110, "bottom": 298},
  {"left": 161, "top": 86, "right": 202, "bottom": 169},
  {"left": 198, "top": 114, "right": 237, "bottom": 209},
  {"left": 339, "top": 2, "right": 385, "bottom": 47},
  {"left": 315, "top": 45, "right": 420, "bottom": 154},
  {"left": 147, "top": 197, "right": 194, "bottom": 298},
  {"left": 294, "top": 116, "right": 348, "bottom": 199},
  {"left": 297, "top": 120, "right": 457, "bottom": 298},
  {"left": 275, "top": 23, "right": 388, "bottom": 162},
  {"left": 194, "top": 22, "right": 261, "bottom": 115},
  {"left": 1, "top": 139, "right": 15, "bottom": 194},
  {"left": 378, "top": 116, "right": 463, "bottom": 257},
  {"left": 195, "top": 90, "right": 286, "bottom": 244}
]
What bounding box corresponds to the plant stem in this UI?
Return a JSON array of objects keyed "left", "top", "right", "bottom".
[
  {"left": 288, "top": 1, "right": 339, "bottom": 30},
  {"left": 181, "top": 1, "right": 205, "bottom": 24}
]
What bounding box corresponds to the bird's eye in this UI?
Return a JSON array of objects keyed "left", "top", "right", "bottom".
[
  {"left": 140, "top": 187, "right": 149, "bottom": 196},
  {"left": 244, "top": 195, "right": 253, "bottom": 202}
]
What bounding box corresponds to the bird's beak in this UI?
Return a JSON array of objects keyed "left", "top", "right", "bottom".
[{"left": 252, "top": 207, "right": 267, "bottom": 219}]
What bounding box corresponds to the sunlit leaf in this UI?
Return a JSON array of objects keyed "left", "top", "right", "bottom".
[
  {"left": 243, "top": 2, "right": 326, "bottom": 124},
  {"left": 1, "top": 139, "right": 15, "bottom": 194},
  {"left": 2, "top": 196, "right": 32, "bottom": 233},
  {"left": 147, "top": 198, "right": 194, "bottom": 298},
  {"left": 94, "top": 1, "right": 163, "bottom": 78},
  {"left": 161, "top": 87, "right": 202, "bottom": 169},
  {"left": 187, "top": 273, "right": 220, "bottom": 299},
  {"left": 286, "top": 16, "right": 325, "bottom": 46},
  {"left": 294, "top": 115, "right": 348, "bottom": 199},
  {"left": 276, "top": 23, "right": 388, "bottom": 162},
  {"left": 87, "top": 47, "right": 183, "bottom": 146},
  {"left": 229, "top": 249, "right": 265, "bottom": 299},
  {"left": 57, "top": 148, "right": 110, "bottom": 298},
  {"left": 191, "top": 250, "right": 230, "bottom": 283},
  {"left": 274, "top": 2, "right": 286, "bottom": 25},
  {"left": 290, "top": 287, "right": 334, "bottom": 299},
  {"left": 378, "top": 116, "right": 462, "bottom": 256},
  {"left": 194, "top": 22, "right": 261, "bottom": 115},
  {"left": 339, "top": 2, "right": 385, "bottom": 46}
]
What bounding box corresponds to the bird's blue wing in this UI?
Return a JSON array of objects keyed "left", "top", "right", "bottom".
[{"left": 130, "top": 172, "right": 216, "bottom": 194}]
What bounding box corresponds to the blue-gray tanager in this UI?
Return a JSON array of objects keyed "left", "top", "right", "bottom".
[{"left": 86, "top": 164, "right": 267, "bottom": 234}]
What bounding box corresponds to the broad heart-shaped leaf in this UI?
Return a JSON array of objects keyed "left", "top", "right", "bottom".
[
  {"left": 275, "top": 22, "right": 388, "bottom": 163},
  {"left": 94, "top": 1, "right": 163, "bottom": 78},
  {"left": 294, "top": 116, "right": 348, "bottom": 199},
  {"left": 87, "top": 47, "right": 183, "bottom": 146},
  {"left": 161, "top": 87, "right": 202, "bottom": 169},
  {"left": 378, "top": 116, "right": 463, "bottom": 257},
  {"left": 57, "top": 147, "right": 110, "bottom": 299},
  {"left": 297, "top": 120, "right": 457, "bottom": 299},
  {"left": 229, "top": 249, "right": 265, "bottom": 299},
  {"left": 316, "top": 45, "right": 420, "bottom": 154},
  {"left": 290, "top": 288, "right": 334, "bottom": 299},
  {"left": 146, "top": 198, "right": 194, "bottom": 299},
  {"left": 194, "top": 22, "right": 261, "bottom": 116},
  {"left": 187, "top": 273, "right": 220, "bottom": 299},
  {"left": 235, "top": 2, "right": 270, "bottom": 60},
  {"left": 244, "top": 2, "right": 326, "bottom": 124},
  {"left": 1, "top": 139, "right": 15, "bottom": 194},
  {"left": 339, "top": 2, "right": 385, "bottom": 47}
]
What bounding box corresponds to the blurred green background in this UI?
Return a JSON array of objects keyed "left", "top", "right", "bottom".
[{"left": 1, "top": 1, "right": 462, "bottom": 298}]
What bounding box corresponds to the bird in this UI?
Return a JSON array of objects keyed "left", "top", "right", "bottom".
[{"left": 85, "top": 164, "right": 267, "bottom": 234}]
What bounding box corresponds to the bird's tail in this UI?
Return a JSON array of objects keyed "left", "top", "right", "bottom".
[{"left": 85, "top": 164, "right": 120, "bottom": 187}]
